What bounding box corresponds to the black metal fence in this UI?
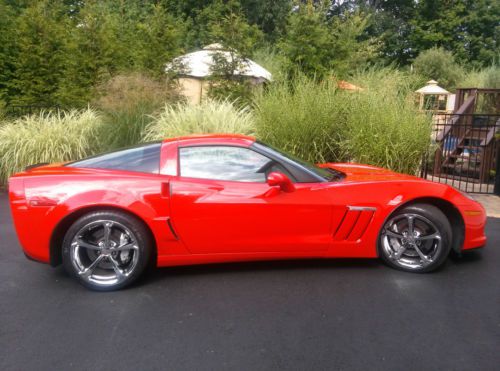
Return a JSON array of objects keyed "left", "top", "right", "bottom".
[{"left": 421, "top": 113, "right": 500, "bottom": 194}]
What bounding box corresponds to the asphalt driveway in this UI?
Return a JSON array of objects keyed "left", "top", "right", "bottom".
[{"left": 0, "top": 192, "right": 499, "bottom": 371}]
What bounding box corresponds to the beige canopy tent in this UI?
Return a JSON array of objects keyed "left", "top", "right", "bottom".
[{"left": 166, "top": 44, "right": 272, "bottom": 104}]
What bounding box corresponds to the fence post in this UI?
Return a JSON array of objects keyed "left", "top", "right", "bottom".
[{"left": 495, "top": 139, "right": 500, "bottom": 196}]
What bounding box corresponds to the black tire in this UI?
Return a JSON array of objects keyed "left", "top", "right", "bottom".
[
  {"left": 378, "top": 203, "right": 452, "bottom": 273},
  {"left": 62, "top": 210, "right": 153, "bottom": 291}
]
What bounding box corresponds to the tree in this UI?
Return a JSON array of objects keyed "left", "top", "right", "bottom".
[
  {"left": 411, "top": 0, "right": 500, "bottom": 67},
  {"left": 280, "top": 3, "right": 377, "bottom": 79},
  {"left": 55, "top": 0, "right": 125, "bottom": 106},
  {"left": 0, "top": 1, "right": 17, "bottom": 103},
  {"left": 240, "top": 0, "right": 292, "bottom": 41},
  {"left": 204, "top": 1, "right": 264, "bottom": 103},
  {"left": 329, "top": 12, "right": 379, "bottom": 77},
  {"left": 10, "top": 1, "right": 70, "bottom": 105},
  {"left": 135, "top": 4, "right": 186, "bottom": 76},
  {"left": 279, "top": 3, "right": 334, "bottom": 78}
]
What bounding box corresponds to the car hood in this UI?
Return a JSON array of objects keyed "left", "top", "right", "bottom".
[{"left": 319, "top": 163, "right": 420, "bottom": 182}]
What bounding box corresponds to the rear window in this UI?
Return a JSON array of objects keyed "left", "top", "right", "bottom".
[{"left": 67, "top": 143, "right": 161, "bottom": 174}]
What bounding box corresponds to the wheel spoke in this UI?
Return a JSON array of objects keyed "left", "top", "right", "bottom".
[
  {"left": 413, "top": 244, "right": 433, "bottom": 265},
  {"left": 393, "top": 244, "right": 407, "bottom": 259},
  {"left": 114, "top": 243, "right": 138, "bottom": 251},
  {"left": 385, "top": 230, "right": 404, "bottom": 239},
  {"left": 79, "top": 254, "right": 105, "bottom": 278},
  {"left": 407, "top": 215, "right": 414, "bottom": 234},
  {"left": 76, "top": 238, "right": 101, "bottom": 250},
  {"left": 109, "top": 256, "right": 126, "bottom": 279},
  {"left": 416, "top": 233, "right": 441, "bottom": 241},
  {"left": 103, "top": 222, "right": 113, "bottom": 247}
]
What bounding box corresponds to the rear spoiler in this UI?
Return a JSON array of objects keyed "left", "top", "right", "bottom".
[{"left": 24, "top": 163, "right": 49, "bottom": 171}]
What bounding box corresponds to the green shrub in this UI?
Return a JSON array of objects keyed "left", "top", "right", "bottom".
[
  {"left": 255, "top": 70, "right": 432, "bottom": 174},
  {"left": 460, "top": 65, "right": 500, "bottom": 89},
  {"left": 94, "top": 73, "right": 181, "bottom": 149},
  {"left": 0, "top": 109, "right": 102, "bottom": 184},
  {"left": 143, "top": 100, "right": 255, "bottom": 141},
  {"left": 412, "top": 47, "right": 464, "bottom": 91}
]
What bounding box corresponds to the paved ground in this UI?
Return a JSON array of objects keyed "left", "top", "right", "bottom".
[
  {"left": 472, "top": 194, "right": 500, "bottom": 218},
  {"left": 0, "top": 192, "right": 499, "bottom": 371}
]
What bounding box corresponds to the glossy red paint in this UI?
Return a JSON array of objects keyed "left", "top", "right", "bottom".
[{"left": 8, "top": 134, "right": 487, "bottom": 268}]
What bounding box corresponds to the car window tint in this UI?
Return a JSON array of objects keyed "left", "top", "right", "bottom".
[
  {"left": 179, "top": 146, "right": 271, "bottom": 182},
  {"left": 67, "top": 143, "right": 161, "bottom": 174}
]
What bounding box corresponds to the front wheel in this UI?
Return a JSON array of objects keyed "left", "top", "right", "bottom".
[
  {"left": 379, "top": 204, "right": 452, "bottom": 273},
  {"left": 62, "top": 210, "right": 153, "bottom": 291}
]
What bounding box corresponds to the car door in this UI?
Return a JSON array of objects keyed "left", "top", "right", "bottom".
[{"left": 169, "top": 145, "right": 333, "bottom": 254}]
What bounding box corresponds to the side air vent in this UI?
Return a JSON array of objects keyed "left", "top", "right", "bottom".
[{"left": 334, "top": 206, "right": 375, "bottom": 242}]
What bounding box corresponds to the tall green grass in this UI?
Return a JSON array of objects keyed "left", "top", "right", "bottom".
[
  {"left": 0, "top": 109, "right": 102, "bottom": 184},
  {"left": 255, "top": 69, "right": 432, "bottom": 174},
  {"left": 143, "top": 100, "right": 255, "bottom": 141},
  {"left": 254, "top": 75, "right": 344, "bottom": 163}
]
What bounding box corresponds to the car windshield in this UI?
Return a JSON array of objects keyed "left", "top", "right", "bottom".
[{"left": 256, "top": 141, "right": 343, "bottom": 181}]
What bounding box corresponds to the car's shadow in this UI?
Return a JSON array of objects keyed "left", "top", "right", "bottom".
[
  {"left": 51, "top": 250, "right": 485, "bottom": 290},
  {"left": 142, "top": 250, "right": 483, "bottom": 282},
  {"left": 145, "top": 258, "right": 381, "bottom": 280}
]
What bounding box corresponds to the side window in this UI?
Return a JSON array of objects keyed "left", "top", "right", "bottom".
[
  {"left": 67, "top": 143, "right": 161, "bottom": 174},
  {"left": 179, "top": 146, "right": 271, "bottom": 182}
]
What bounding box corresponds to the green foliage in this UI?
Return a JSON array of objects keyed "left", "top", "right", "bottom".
[
  {"left": 1, "top": 0, "right": 498, "bottom": 106},
  {"left": 143, "top": 100, "right": 255, "bottom": 141},
  {"left": 135, "top": 4, "right": 186, "bottom": 77},
  {"left": 410, "top": 0, "right": 500, "bottom": 68},
  {"left": 239, "top": 0, "right": 291, "bottom": 41},
  {"left": 0, "top": 1, "right": 17, "bottom": 103},
  {"left": 93, "top": 73, "right": 181, "bottom": 150},
  {"left": 202, "top": 1, "right": 264, "bottom": 104},
  {"left": 252, "top": 47, "right": 288, "bottom": 81},
  {"left": 0, "top": 109, "right": 103, "bottom": 184},
  {"left": 329, "top": 12, "right": 380, "bottom": 78},
  {"left": 255, "top": 70, "right": 432, "bottom": 174},
  {"left": 413, "top": 47, "right": 465, "bottom": 90},
  {"left": 279, "top": 4, "right": 334, "bottom": 79},
  {"left": 460, "top": 65, "right": 500, "bottom": 89},
  {"left": 279, "top": 5, "right": 377, "bottom": 79},
  {"left": 9, "top": 1, "right": 70, "bottom": 105}
]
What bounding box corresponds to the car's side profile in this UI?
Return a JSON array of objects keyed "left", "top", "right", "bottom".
[{"left": 8, "top": 134, "right": 487, "bottom": 290}]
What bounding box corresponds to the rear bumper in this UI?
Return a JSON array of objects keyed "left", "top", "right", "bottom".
[{"left": 9, "top": 177, "right": 51, "bottom": 264}]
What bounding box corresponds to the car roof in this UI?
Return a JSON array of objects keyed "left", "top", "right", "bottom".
[{"left": 162, "top": 133, "right": 256, "bottom": 146}]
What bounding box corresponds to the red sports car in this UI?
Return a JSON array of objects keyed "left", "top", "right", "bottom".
[{"left": 9, "top": 134, "right": 487, "bottom": 291}]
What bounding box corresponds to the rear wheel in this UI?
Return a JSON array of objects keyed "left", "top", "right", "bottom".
[
  {"left": 62, "top": 211, "right": 152, "bottom": 291},
  {"left": 379, "top": 204, "right": 452, "bottom": 273}
]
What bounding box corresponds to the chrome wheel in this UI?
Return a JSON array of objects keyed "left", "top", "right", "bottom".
[
  {"left": 70, "top": 220, "right": 140, "bottom": 288},
  {"left": 381, "top": 213, "right": 442, "bottom": 270}
]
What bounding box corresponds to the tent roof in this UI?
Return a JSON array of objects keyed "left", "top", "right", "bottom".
[
  {"left": 416, "top": 80, "right": 450, "bottom": 95},
  {"left": 166, "top": 44, "right": 272, "bottom": 81}
]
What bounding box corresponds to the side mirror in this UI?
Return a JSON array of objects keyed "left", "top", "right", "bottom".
[{"left": 267, "top": 172, "right": 295, "bottom": 193}]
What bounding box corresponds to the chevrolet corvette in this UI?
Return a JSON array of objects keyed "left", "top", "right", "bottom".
[{"left": 8, "top": 134, "right": 487, "bottom": 290}]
